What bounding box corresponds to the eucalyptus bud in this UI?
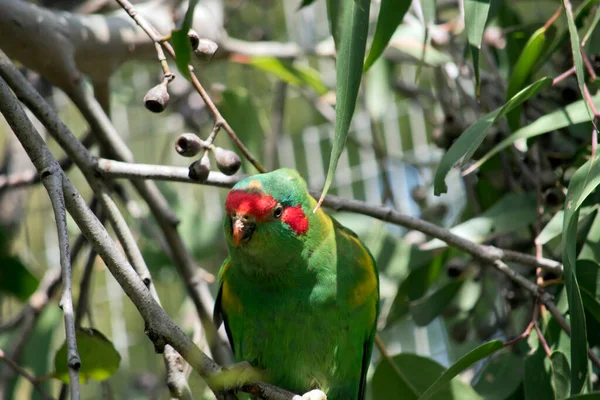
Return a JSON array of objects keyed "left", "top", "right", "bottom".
[
  {"left": 188, "top": 155, "right": 211, "bottom": 182},
  {"left": 143, "top": 82, "right": 169, "bottom": 113},
  {"left": 193, "top": 39, "right": 218, "bottom": 61},
  {"left": 213, "top": 147, "right": 241, "bottom": 175},
  {"left": 175, "top": 133, "right": 205, "bottom": 157},
  {"left": 188, "top": 29, "right": 200, "bottom": 50}
]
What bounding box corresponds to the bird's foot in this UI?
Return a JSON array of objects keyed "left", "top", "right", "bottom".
[{"left": 293, "top": 389, "right": 327, "bottom": 400}]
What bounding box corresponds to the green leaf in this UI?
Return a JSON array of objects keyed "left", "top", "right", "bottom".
[
  {"left": 465, "top": 93, "right": 600, "bottom": 173},
  {"left": 418, "top": 341, "right": 503, "bottom": 400},
  {"left": 524, "top": 345, "right": 554, "bottom": 400},
  {"left": 434, "top": 77, "right": 552, "bottom": 195},
  {"left": 410, "top": 279, "right": 465, "bottom": 326},
  {"left": 576, "top": 259, "right": 600, "bottom": 298},
  {"left": 550, "top": 351, "right": 571, "bottom": 400},
  {"left": 363, "top": 0, "right": 412, "bottom": 72},
  {"left": 0, "top": 255, "right": 39, "bottom": 301},
  {"left": 423, "top": 193, "right": 537, "bottom": 250},
  {"left": 237, "top": 56, "right": 328, "bottom": 95},
  {"left": 505, "top": 26, "right": 551, "bottom": 131},
  {"left": 580, "top": 288, "right": 600, "bottom": 322},
  {"left": 317, "top": 0, "right": 370, "bottom": 208},
  {"left": 464, "top": 0, "right": 491, "bottom": 95},
  {"left": 372, "top": 353, "right": 481, "bottom": 400},
  {"left": 563, "top": 0, "right": 595, "bottom": 125},
  {"left": 473, "top": 352, "right": 524, "bottom": 400},
  {"left": 326, "top": 0, "right": 343, "bottom": 49},
  {"left": 562, "top": 395, "right": 600, "bottom": 400},
  {"left": 562, "top": 156, "right": 600, "bottom": 393},
  {"left": 171, "top": 0, "right": 199, "bottom": 80},
  {"left": 54, "top": 328, "right": 121, "bottom": 383},
  {"left": 582, "top": 5, "right": 600, "bottom": 46}
]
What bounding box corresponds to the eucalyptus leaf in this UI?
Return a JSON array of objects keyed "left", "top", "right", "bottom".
[
  {"left": 464, "top": 0, "right": 491, "bottom": 95},
  {"left": 171, "top": 0, "right": 199, "bottom": 80},
  {"left": 363, "top": 0, "right": 412, "bottom": 72},
  {"left": 317, "top": 0, "right": 370, "bottom": 209},
  {"left": 409, "top": 279, "right": 465, "bottom": 326},
  {"left": 419, "top": 340, "right": 503, "bottom": 400}
]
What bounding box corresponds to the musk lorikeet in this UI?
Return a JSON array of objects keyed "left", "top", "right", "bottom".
[{"left": 214, "top": 168, "right": 380, "bottom": 399}]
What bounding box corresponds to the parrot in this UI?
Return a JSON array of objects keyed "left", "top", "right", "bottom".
[{"left": 213, "top": 168, "right": 380, "bottom": 400}]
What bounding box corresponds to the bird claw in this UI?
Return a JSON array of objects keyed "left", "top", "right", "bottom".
[{"left": 292, "top": 389, "right": 327, "bottom": 400}]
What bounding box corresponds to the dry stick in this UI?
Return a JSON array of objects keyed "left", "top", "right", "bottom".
[
  {"left": 0, "top": 349, "right": 55, "bottom": 400},
  {"left": 0, "top": 51, "right": 230, "bottom": 367},
  {"left": 0, "top": 132, "right": 94, "bottom": 191},
  {"left": 42, "top": 165, "right": 81, "bottom": 398},
  {"left": 94, "top": 158, "right": 564, "bottom": 276},
  {"left": 114, "top": 0, "right": 264, "bottom": 173}
]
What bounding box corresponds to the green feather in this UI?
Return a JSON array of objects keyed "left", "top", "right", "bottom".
[{"left": 215, "top": 169, "right": 379, "bottom": 399}]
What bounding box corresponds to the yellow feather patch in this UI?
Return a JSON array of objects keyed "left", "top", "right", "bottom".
[
  {"left": 248, "top": 180, "right": 262, "bottom": 190},
  {"left": 340, "top": 231, "right": 378, "bottom": 327},
  {"left": 221, "top": 280, "right": 243, "bottom": 314}
]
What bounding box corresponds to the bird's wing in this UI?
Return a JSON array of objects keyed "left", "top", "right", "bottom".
[
  {"left": 332, "top": 217, "right": 379, "bottom": 400},
  {"left": 213, "top": 258, "right": 236, "bottom": 354}
]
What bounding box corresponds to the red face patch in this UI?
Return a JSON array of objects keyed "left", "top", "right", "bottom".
[
  {"left": 225, "top": 191, "right": 277, "bottom": 220},
  {"left": 225, "top": 190, "right": 309, "bottom": 235},
  {"left": 282, "top": 205, "right": 309, "bottom": 234}
]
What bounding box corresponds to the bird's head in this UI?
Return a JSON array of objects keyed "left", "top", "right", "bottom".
[{"left": 223, "top": 169, "right": 314, "bottom": 263}]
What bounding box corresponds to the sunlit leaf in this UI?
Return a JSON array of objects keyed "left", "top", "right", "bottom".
[
  {"left": 536, "top": 207, "right": 597, "bottom": 245},
  {"left": 317, "top": 0, "right": 370, "bottom": 209},
  {"left": 363, "top": 0, "right": 412, "bottom": 72},
  {"left": 563, "top": 0, "right": 595, "bottom": 125},
  {"left": 418, "top": 341, "right": 503, "bottom": 400},
  {"left": 54, "top": 328, "right": 121, "bottom": 383},
  {"left": 373, "top": 353, "right": 481, "bottom": 400},
  {"left": 562, "top": 155, "right": 600, "bottom": 393},
  {"left": 464, "top": 0, "right": 491, "bottom": 95},
  {"left": 0, "top": 255, "right": 39, "bottom": 301},
  {"left": 434, "top": 77, "right": 552, "bottom": 195},
  {"left": 465, "top": 93, "right": 600, "bottom": 173},
  {"left": 410, "top": 279, "right": 464, "bottom": 326},
  {"left": 505, "top": 26, "right": 552, "bottom": 131},
  {"left": 171, "top": 0, "right": 199, "bottom": 80},
  {"left": 234, "top": 56, "right": 328, "bottom": 95}
]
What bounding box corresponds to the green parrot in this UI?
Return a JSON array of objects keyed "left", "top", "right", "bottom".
[{"left": 214, "top": 168, "right": 380, "bottom": 399}]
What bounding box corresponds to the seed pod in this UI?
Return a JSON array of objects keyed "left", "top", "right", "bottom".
[
  {"left": 188, "top": 29, "right": 200, "bottom": 50},
  {"left": 189, "top": 155, "right": 211, "bottom": 182},
  {"left": 193, "top": 39, "right": 218, "bottom": 61},
  {"left": 213, "top": 147, "right": 241, "bottom": 176},
  {"left": 143, "top": 82, "right": 169, "bottom": 113},
  {"left": 175, "top": 133, "right": 205, "bottom": 157}
]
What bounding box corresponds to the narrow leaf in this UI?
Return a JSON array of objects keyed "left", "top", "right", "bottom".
[
  {"left": 418, "top": 340, "right": 503, "bottom": 400},
  {"left": 464, "top": 0, "right": 491, "bottom": 95},
  {"left": 562, "top": 155, "right": 600, "bottom": 393},
  {"left": 316, "top": 0, "right": 370, "bottom": 209},
  {"left": 505, "top": 26, "right": 550, "bottom": 131},
  {"left": 326, "top": 0, "right": 343, "bottom": 49},
  {"left": 563, "top": 0, "right": 595, "bottom": 125},
  {"left": 363, "top": 0, "right": 412, "bottom": 72},
  {"left": 171, "top": 0, "right": 199, "bottom": 80},
  {"left": 466, "top": 93, "right": 600, "bottom": 173},
  {"left": 536, "top": 206, "right": 597, "bottom": 245},
  {"left": 434, "top": 77, "right": 552, "bottom": 195},
  {"left": 582, "top": 5, "right": 600, "bottom": 46}
]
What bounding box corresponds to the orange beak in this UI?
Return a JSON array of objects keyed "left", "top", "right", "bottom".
[
  {"left": 232, "top": 218, "right": 245, "bottom": 247},
  {"left": 231, "top": 214, "right": 255, "bottom": 247}
]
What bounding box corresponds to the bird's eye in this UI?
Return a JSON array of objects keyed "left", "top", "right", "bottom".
[{"left": 273, "top": 205, "right": 283, "bottom": 219}]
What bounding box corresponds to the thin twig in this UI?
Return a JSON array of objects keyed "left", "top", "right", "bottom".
[
  {"left": 114, "top": 0, "right": 264, "bottom": 172},
  {"left": 0, "top": 349, "right": 55, "bottom": 400}
]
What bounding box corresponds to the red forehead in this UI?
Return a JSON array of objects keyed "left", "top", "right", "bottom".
[{"left": 225, "top": 190, "right": 277, "bottom": 219}]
